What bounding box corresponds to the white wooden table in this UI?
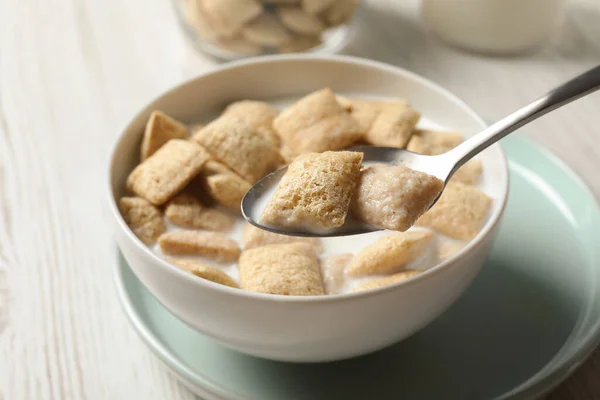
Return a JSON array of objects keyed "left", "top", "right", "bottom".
[{"left": 1, "top": 0, "right": 599, "bottom": 398}]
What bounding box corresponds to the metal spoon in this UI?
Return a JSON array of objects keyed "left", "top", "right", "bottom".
[{"left": 242, "top": 65, "right": 600, "bottom": 237}]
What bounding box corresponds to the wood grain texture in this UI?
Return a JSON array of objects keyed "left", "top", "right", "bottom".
[{"left": 0, "top": 0, "right": 598, "bottom": 399}]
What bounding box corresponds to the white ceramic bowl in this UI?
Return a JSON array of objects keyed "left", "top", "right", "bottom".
[{"left": 108, "top": 55, "right": 509, "bottom": 362}]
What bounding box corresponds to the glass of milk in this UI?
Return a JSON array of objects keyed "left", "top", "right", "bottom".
[{"left": 421, "top": 0, "right": 564, "bottom": 54}]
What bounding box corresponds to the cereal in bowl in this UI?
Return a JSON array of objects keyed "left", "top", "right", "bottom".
[
  {"left": 273, "top": 88, "right": 363, "bottom": 153},
  {"left": 346, "top": 230, "right": 434, "bottom": 277},
  {"left": 119, "top": 197, "right": 166, "bottom": 245},
  {"left": 118, "top": 90, "right": 493, "bottom": 296},
  {"left": 352, "top": 270, "right": 421, "bottom": 293},
  {"left": 364, "top": 103, "right": 421, "bottom": 148},
  {"left": 194, "top": 160, "right": 252, "bottom": 211},
  {"left": 193, "top": 114, "right": 283, "bottom": 184},
  {"left": 158, "top": 230, "right": 241, "bottom": 263},
  {"left": 239, "top": 243, "right": 324, "bottom": 295},
  {"left": 127, "top": 139, "right": 210, "bottom": 205},
  {"left": 417, "top": 181, "right": 492, "bottom": 241},
  {"left": 140, "top": 111, "right": 189, "bottom": 160},
  {"left": 169, "top": 258, "right": 239, "bottom": 288},
  {"left": 165, "top": 192, "right": 235, "bottom": 232}
]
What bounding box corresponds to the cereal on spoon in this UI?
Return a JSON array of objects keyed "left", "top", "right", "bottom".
[
  {"left": 119, "top": 90, "right": 493, "bottom": 296},
  {"left": 260, "top": 151, "right": 363, "bottom": 231}
]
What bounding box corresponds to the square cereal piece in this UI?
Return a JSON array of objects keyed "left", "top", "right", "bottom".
[
  {"left": 168, "top": 258, "right": 239, "bottom": 288},
  {"left": 406, "top": 129, "right": 464, "bottom": 155},
  {"left": 321, "top": 253, "right": 353, "bottom": 295},
  {"left": 242, "top": 223, "right": 322, "bottom": 252},
  {"left": 291, "top": 113, "right": 363, "bottom": 153},
  {"left": 352, "top": 164, "right": 444, "bottom": 232},
  {"left": 193, "top": 115, "right": 283, "bottom": 184},
  {"left": 127, "top": 139, "right": 210, "bottom": 205},
  {"left": 273, "top": 88, "right": 345, "bottom": 143},
  {"left": 119, "top": 197, "right": 166, "bottom": 245},
  {"left": 158, "top": 230, "right": 241, "bottom": 263},
  {"left": 193, "top": 160, "right": 252, "bottom": 211},
  {"left": 204, "top": 0, "right": 262, "bottom": 35},
  {"left": 301, "top": 0, "right": 335, "bottom": 14},
  {"left": 239, "top": 244, "right": 324, "bottom": 295},
  {"left": 352, "top": 270, "right": 421, "bottom": 293},
  {"left": 348, "top": 99, "right": 409, "bottom": 133},
  {"left": 223, "top": 100, "right": 281, "bottom": 146},
  {"left": 205, "top": 173, "right": 251, "bottom": 211},
  {"left": 201, "top": 159, "right": 235, "bottom": 176},
  {"left": 346, "top": 231, "right": 434, "bottom": 277},
  {"left": 323, "top": 0, "right": 359, "bottom": 26},
  {"left": 417, "top": 181, "right": 492, "bottom": 241},
  {"left": 165, "top": 192, "right": 234, "bottom": 232},
  {"left": 438, "top": 240, "right": 464, "bottom": 262},
  {"left": 452, "top": 159, "right": 483, "bottom": 185},
  {"left": 260, "top": 151, "right": 363, "bottom": 231},
  {"left": 348, "top": 100, "right": 383, "bottom": 132},
  {"left": 365, "top": 104, "right": 421, "bottom": 148},
  {"left": 140, "top": 111, "right": 189, "bottom": 160}
]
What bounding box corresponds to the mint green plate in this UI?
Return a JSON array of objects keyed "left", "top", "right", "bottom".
[{"left": 114, "top": 136, "right": 600, "bottom": 400}]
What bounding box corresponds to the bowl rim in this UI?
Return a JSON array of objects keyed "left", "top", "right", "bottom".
[{"left": 107, "top": 54, "right": 510, "bottom": 303}]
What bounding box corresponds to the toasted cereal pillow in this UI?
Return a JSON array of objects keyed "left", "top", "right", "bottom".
[
  {"left": 126, "top": 139, "right": 210, "bottom": 205},
  {"left": 239, "top": 243, "right": 324, "bottom": 295},
  {"left": 346, "top": 98, "right": 408, "bottom": 132},
  {"left": 352, "top": 270, "right": 421, "bottom": 292},
  {"left": 260, "top": 151, "right": 363, "bottom": 231},
  {"left": 119, "top": 197, "right": 166, "bottom": 245},
  {"left": 168, "top": 258, "right": 239, "bottom": 288},
  {"left": 346, "top": 231, "right": 434, "bottom": 277},
  {"left": 158, "top": 230, "right": 241, "bottom": 263},
  {"left": 364, "top": 104, "right": 420, "bottom": 148},
  {"left": 352, "top": 164, "right": 444, "bottom": 232},
  {"left": 193, "top": 115, "right": 283, "bottom": 184},
  {"left": 406, "top": 129, "right": 464, "bottom": 155},
  {"left": 140, "top": 111, "right": 189, "bottom": 160},
  {"left": 164, "top": 192, "right": 234, "bottom": 232},
  {"left": 223, "top": 100, "right": 281, "bottom": 146},
  {"left": 192, "top": 160, "right": 252, "bottom": 211},
  {"left": 417, "top": 181, "right": 492, "bottom": 241},
  {"left": 273, "top": 88, "right": 363, "bottom": 153}
]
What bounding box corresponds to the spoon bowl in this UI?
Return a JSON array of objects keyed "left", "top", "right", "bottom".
[{"left": 241, "top": 146, "right": 443, "bottom": 237}]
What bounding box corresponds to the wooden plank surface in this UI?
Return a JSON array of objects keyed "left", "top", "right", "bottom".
[{"left": 0, "top": 0, "right": 598, "bottom": 398}]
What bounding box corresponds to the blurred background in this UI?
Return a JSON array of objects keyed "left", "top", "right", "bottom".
[{"left": 1, "top": 0, "right": 599, "bottom": 399}]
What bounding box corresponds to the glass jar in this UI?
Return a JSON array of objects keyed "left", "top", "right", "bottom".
[{"left": 175, "top": 0, "right": 359, "bottom": 60}]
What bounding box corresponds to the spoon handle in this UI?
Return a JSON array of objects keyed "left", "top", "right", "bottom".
[{"left": 446, "top": 64, "right": 600, "bottom": 175}]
